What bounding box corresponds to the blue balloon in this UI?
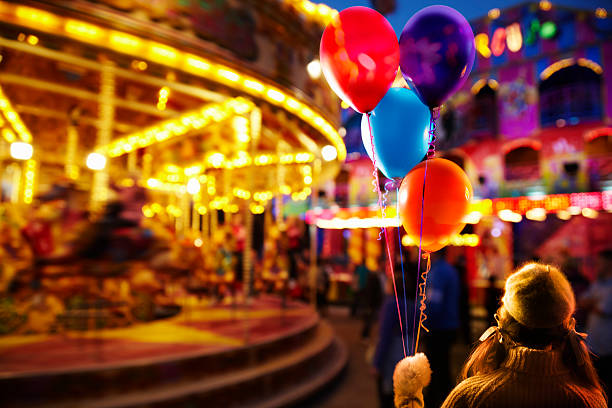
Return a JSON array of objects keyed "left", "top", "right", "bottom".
[{"left": 361, "top": 87, "right": 431, "bottom": 179}]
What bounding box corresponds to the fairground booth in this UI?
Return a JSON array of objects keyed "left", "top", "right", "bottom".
[
  {"left": 0, "top": 1, "right": 349, "bottom": 406},
  {"left": 308, "top": 2, "right": 611, "bottom": 308}
]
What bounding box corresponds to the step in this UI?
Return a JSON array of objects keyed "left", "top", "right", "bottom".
[
  {"left": 25, "top": 320, "right": 346, "bottom": 408},
  {"left": 0, "top": 313, "right": 321, "bottom": 405}
]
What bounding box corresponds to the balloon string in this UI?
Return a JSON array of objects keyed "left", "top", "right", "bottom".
[
  {"left": 367, "top": 113, "right": 407, "bottom": 358},
  {"left": 412, "top": 110, "right": 437, "bottom": 355},
  {"left": 411, "top": 157, "right": 428, "bottom": 355},
  {"left": 414, "top": 252, "right": 431, "bottom": 353},
  {"left": 396, "top": 188, "right": 409, "bottom": 356}
]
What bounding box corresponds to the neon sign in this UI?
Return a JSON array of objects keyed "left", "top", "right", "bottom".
[{"left": 475, "top": 20, "right": 557, "bottom": 58}]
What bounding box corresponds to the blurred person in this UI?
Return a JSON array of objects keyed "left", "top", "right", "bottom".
[
  {"left": 230, "top": 214, "right": 246, "bottom": 281},
  {"left": 422, "top": 248, "right": 460, "bottom": 408},
  {"left": 455, "top": 253, "right": 471, "bottom": 344},
  {"left": 580, "top": 249, "right": 612, "bottom": 396},
  {"left": 361, "top": 264, "right": 383, "bottom": 340},
  {"left": 316, "top": 258, "right": 332, "bottom": 316},
  {"left": 560, "top": 248, "right": 590, "bottom": 331},
  {"left": 110, "top": 176, "right": 147, "bottom": 226},
  {"left": 373, "top": 270, "right": 416, "bottom": 408},
  {"left": 351, "top": 260, "right": 371, "bottom": 317},
  {"left": 393, "top": 263, "right": 607, "bottom": 408},
  {"left": 484, "top": 275, "right": 502, "bottom": 326},
  {"left": 286, "top": 217, "right": 303, "bottom": 279}
]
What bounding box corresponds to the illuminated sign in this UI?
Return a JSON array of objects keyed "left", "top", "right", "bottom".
[
  {"left": 475, "top": 20, "right": 557, "bottom": 58},
  {"left": 306, "top": 192, "right": 612, "bottom": 227}
]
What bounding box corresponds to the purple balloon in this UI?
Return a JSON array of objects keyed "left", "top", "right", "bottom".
[{"left": 399, "top": 5, "right": 475, "bottom": 108}]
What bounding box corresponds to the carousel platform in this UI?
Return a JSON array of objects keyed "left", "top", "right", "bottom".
[{"left": 0, "top": 296, "right": 347, "bottom": 408}]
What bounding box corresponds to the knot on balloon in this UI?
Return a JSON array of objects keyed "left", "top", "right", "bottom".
[
  {"left": 426, "top": 108, "right": 440, "bottom": 159},
  {"left": 385, "top": 178, "right": 402, "bottom": 190}
]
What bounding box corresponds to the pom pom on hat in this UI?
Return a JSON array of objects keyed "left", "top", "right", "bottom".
[{"left": 502, "top": 263, "right": 575, "bottom": 329}]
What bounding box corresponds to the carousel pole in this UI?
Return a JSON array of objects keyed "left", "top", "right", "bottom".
[
  {"left": 90, "top": 59, "right": 115, "bottom": 213},
  {"left": 192, "top": 191, "right": 201, "bottom": 234},
  {"left": 243, "top": 107, "right": 261, "bottom": 301},
  {"left": 127, "top": 151, "right": 137, "bottom": 174},
  {"left": 65, "top": 113, "right": 79, "bottom": 180},
  {"left": 181, "top": 191, "right": 190, "bottom": 238},
  {"left": 142, "top": 153, "right": 152, "bottom": 179},
  {"left": 309, "top": 159, "right": 321, "bottom": 307},
  {"left": 201, "top": 174, "right": 210, "bottom": 246},
  {"left": 276, "top": 147, "right": 285, "bottom": 229}
]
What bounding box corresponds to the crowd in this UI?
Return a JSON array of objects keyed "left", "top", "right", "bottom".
[
  {"left": 0, "top": 181, "right": 311, "bottom": 335},
  {"left": 346, "top": 246, "right": 612, "bottom": 408}
]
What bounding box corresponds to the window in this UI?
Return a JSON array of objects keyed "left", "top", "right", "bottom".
[
  {"left": 504, "top": 145, "right": 540, "bottom": 181},
  {"left": 539, "top": 64, "right": 602, "bottom": 127},
  {"left": 471, "top": 83, "right": 498, "bottom": 137}
]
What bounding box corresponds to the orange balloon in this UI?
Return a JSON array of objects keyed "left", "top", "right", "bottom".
[{"left": 398, "top": 158, "right": 472, "bottom": 253}]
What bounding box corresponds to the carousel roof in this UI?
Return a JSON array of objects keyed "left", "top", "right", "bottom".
[{"left": 0, "top": 0, "right": 344, "bottom": 208}]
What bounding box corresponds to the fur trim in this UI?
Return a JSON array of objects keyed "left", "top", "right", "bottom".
[{"left": 393, "top": 353, "right": 431, "bottom": 407}]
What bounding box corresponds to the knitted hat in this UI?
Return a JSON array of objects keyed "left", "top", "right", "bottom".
[{"left": 502, "top": 263, "right": 575, "bottom": 329}]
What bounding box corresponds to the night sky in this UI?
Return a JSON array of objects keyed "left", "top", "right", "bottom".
[{"left": 321, "top": 0, "right": 610, "bottom": 35}]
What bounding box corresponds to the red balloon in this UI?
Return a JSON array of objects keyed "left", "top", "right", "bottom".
[
  {"left": 398, "top": 158, "right": 472, "bottom": 253},
  {"left": 320, "top": 7, "right": 399, "bottom": 113}
]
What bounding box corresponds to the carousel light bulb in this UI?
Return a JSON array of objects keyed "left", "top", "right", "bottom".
[
  {"left": 10, "top": 142, "right": 33, "bottom": 160},
  {"left": 322, "top": 145, "right": 337, "bottom": 161},
  {"left": 307, "top": 59, "right": 322, "bottom": 80},
  {"left": 86, "top": 152, "right": 106, "bottom": 170},
  {"left": 187, "top": 178, "right": 200, "bottom": 195}
]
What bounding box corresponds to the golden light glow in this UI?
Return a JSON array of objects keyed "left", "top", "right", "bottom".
[
  {"left": 0, "top": 86, "right": 33, "bottom": 142},
  {"left": 65, "top": 20, "right": 101, "bottom": 39},
  {"left": 110, "top": 32, "right": 141, "bottom": 50},
  {"left": 149, "top": 44, "right": 177, "bottom": 61},
  {"left": 582, "top": 208, "right": 598, "bottom": 219},
  {"left": 2, "top": 128, "right": 16, "bottom": 143},
  {"left": 207, "top": 152, "right": 225, "bottom": 168},
  {"left": 556, "top": 210, "right": 571, "bottom": 220},
  {"left": 539, "top": 0, "right": 552, "bottom": 11},
  {"left": 217, "top": 68, "right": 240, "bottom": 82},
  {"left": 525, "top": 207, "right": 547, "bottom": 221},
  {"left": 233, "top": 116, "right": 250, "bottom": 143},
  {"left": 250, "top": 203, "right": 265, "bottom": 214},
  {"left": 243, "top": 79, "right": 265, "bottom": 92},
  {"left": 498, "top": 209, "right": 523, "bottom": 223},
  {"left": 402, "top": 233, "right": 480, "bottom": 247},
  {"left": 8, "top": 3, "right": 346, "bottom": 161},
  {"left": 488, "top": 8, "right": 500, "bottom": 19},
  {"left": 23, "top": 159, "right": 36, "bottom": 204},
  {"left": 26, "top": 35, "right": 38, "bottom": 45},
  {"left": 540, "top": 58, "right": 575, "bottom": 80},
  {"left": 475, "top": 33, "right": 491, "bottom": 58},
  {"left": 266, "top": 89, "right": 286, "bottom": 103},
  {"left": 505, "top": 23, "right": 522, "bottom": 52},
  {"left": 103, "top": 98, "right": 254, "bottom": 157},
  {"left": 10, "top": 142, "right": 33, "bottom": 160},
  {"left": 157, "top": 86, "right": 170, "bottom": 111},
  {"left": 15, "top": 6, "right": 59, "bottom": 28},
  {"left": 577, "top": 58, "right": 603, "bottom": 75},
  {"left": 596, "top": 8, "right": 607, "bottom": 19}
]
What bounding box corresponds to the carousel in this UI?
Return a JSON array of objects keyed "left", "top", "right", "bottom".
[{"left": 0, "top": 1, "right": 347, "bottom": 406}]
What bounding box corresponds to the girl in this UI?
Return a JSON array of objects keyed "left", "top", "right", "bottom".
[{"left": 393, "top": 263, "right": 607, "bottom": 408}]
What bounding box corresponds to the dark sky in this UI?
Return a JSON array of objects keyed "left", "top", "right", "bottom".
[{"left": 321, "top": 0, "right": 609, "bottom": 35}]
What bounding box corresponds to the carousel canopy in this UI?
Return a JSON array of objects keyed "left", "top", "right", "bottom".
[{"left": 0, "top": 0, "right": 344, "bottom": 209}]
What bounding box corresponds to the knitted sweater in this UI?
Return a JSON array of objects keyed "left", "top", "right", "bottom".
[{"left": 441, "top": 347, "right": 607, "bottom": 408}]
